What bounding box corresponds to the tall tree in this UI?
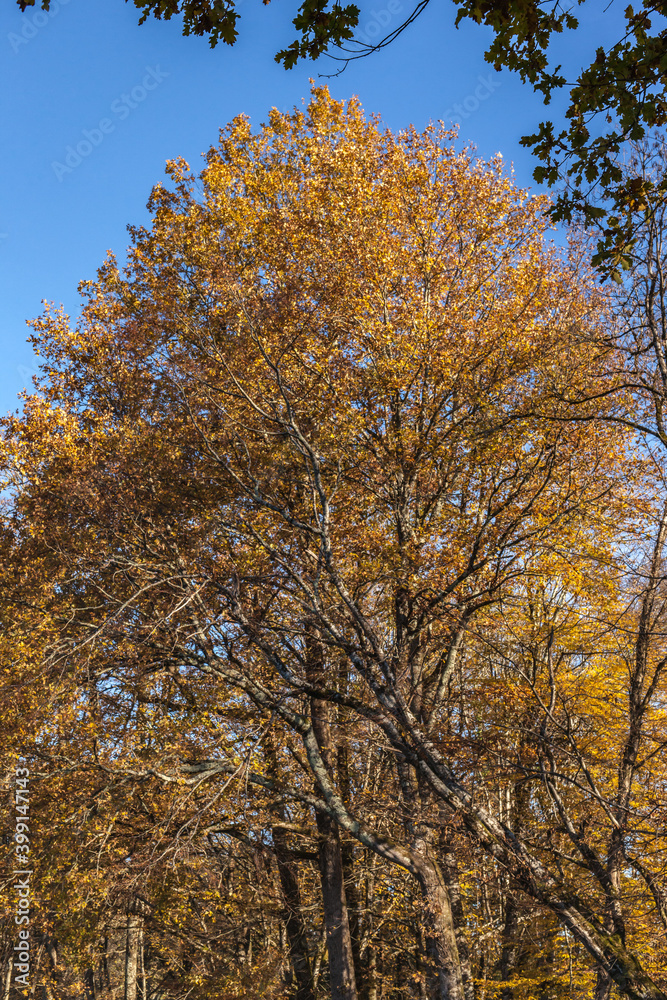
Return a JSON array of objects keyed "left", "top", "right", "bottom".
[{"left": 2, "top": 89, "right": 667, "bottom": 999}]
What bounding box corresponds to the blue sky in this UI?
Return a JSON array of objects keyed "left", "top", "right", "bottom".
[{"left": 1, "top": 0, "right": 620, "bottom": 415}]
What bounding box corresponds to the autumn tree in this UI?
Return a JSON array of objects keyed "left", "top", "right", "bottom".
[{"left": 2, "top": 89, "right": 667, "bottom": 999}]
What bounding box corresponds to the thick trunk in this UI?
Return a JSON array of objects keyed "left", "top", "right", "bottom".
[
  {"left": 414, "top": 851, "right": 465, "bottom": 1000},
  {"left": 593, "top": 903, "right": 616, "bottom": 1000},
  {"left": 102, "top": 935, "right": 111, "bottom": 994},
  {"left": 272, "top": 824, "right": 317, "bottom": 1000},
  {"left": 266, "top": 726, "right": 316, "bottom": 1000},
  {"left": 396, "top": 762, "right": 465, "bottom": 1000},
  {"left": 83, "top": 967, "right": 96, "bottom": 1000},
  {"left": 499, "top": 894, "right": 520, "bottom": 1000},
  {"left": 393, "top": 757, "right": 466, "bottom": 1000},
  {"left": 139, "top": 927, "right": 147, "bottom": 1000},
  {"left": 306, "top": 637, "right": 357, "bottom": 1000},
  {"left": 338, "top": 707, "right": 364, "bottom": 997},
  {"left": 341, "top": 841, "right": 365, "bottom": 992},
  {"left": 317, "top": 811, "right": 358, "bottom": 1000},
  {"left": 124, "top": 915, "right": 140, "bottom": 1000},
  {"left": 440, "top": 845, "right": 475, "bottom": 1000},
  {"left": 365, "top": 948, "right": 378, "bottom": 1000}
]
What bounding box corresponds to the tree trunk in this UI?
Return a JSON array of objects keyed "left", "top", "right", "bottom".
[
  {"left": 272, "top": 824, "right": 317, "bottom": 1000},
  {"left": 341, "top": 841, "right": 365, "bottom": 994},
  {"left": 265, "top": 723, "right": 317, "bottom": 1000},
  {"left": 414, "top": 847, "right": 466, "bottom": 1000},
  {"left": 317, "top": 811, "right": 358, "bottom": 1000},
  {"left": 440, "top": 845, "right": 475, "bottom": 1000},
  {"left": 83, "top": 967, "right": 96, "bottom": 1000},
  {"left": 594, "top": 895, "right": 615, "bottom": 1000},
  {"left": 307, "top": 636, "right": 357, "bottom": 1000},
  {"left": 396, "top": 761, "right": 465, "bottom": 1000},
  {"left": 499, "top": 894, "right": 520, "bottom": 1000},
  {"left": 124, "top": 915, "right": 140, "bottom": 1000},
  {"left": 365, "top": 947, "right": 378, "bottom": 1000},
  {"left": 338, "top": 667, "right": 365, "bottom": 996},
  {"left": 102, "top": 935, "right": 111, "bottom": 994},
  {"left": 139, "top": 927, "right": 147, "bottom": 1000}
]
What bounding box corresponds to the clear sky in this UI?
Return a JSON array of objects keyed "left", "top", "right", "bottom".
[{"left": 1, "top": 0, "right": 620, "bottom": 416}]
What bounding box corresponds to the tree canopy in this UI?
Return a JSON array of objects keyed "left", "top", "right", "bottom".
[{"left": 2, "top": 88, "right": 667, "bottom": 1000}]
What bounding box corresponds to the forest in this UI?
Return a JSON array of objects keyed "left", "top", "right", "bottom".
[{"left": 1, "top": 88, "right": 667, "bottom": 1000}]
